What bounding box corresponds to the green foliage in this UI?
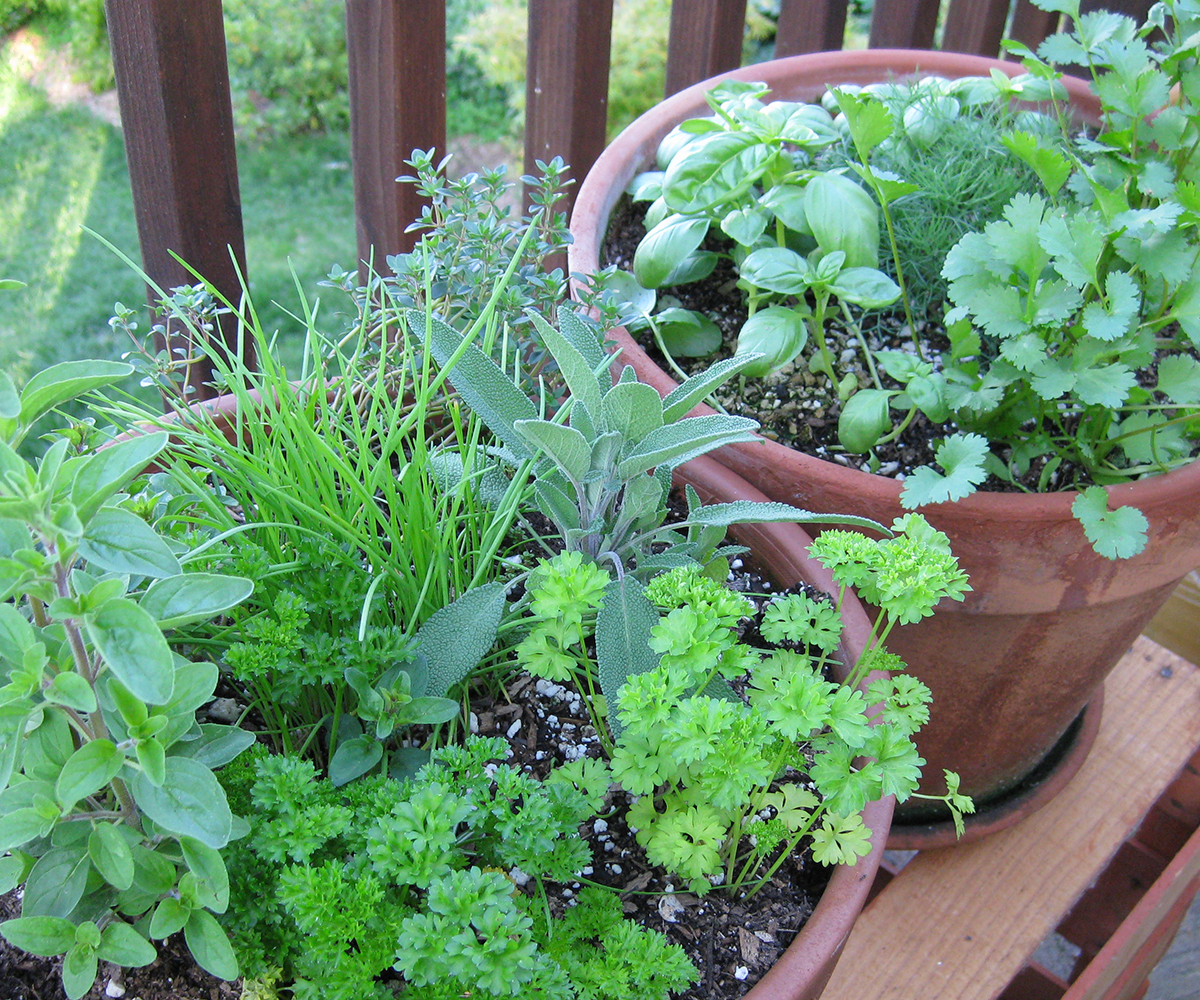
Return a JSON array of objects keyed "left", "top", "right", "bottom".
[
  {"left": 219, "top": 737, "right": 683, "bottom": 1000},
  {"left": 619, "top": 78, "right": 900, "bottom": 386},
  {"left": 426, "top": 296, "right": 882, "bottom": 572},
  {"left": 104, "top": 264, "right": 533, "bottom": 769},
  {"left": 537, "top": 887, "right": 698, "bottom": 1000},
  {"left": 833, "top": 1, "right": 1200, "bottom": 558},
  {"left": 820, "top": 74, "right": 1051, "bottom": 318},
  {"left": 222, "top": 0, "right": 349, "bottom": 138},
  {"left": 516, "top": 514, "right": 972, "bottom": 896},
  {"left": 0, "top": 361, "right": 255, "bottom": 998},
  {"left": 382, "top": 149, "right": 573, "bottom": 342},
  {"left": 455, "top": 0, "right": 674, "bottom": 140}
]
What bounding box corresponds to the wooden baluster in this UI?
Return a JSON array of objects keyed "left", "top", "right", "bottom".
[
  {"left": 775, "top": 0, "right": 848, "bottom": 56},
  {"left": 346, "top": 0, "right": 446, "bottom": 281},
  {"left": 524, "top": 0, "right": 614, "bottom": 218},
  {"left": 665, "top": 0, "right": 748, "bottom": 96},
  {"left": 1008, "top": 0, "right": 1063, "bottom": 52},
  {"left": 941, "top": 0, "right": 1012, "bottom": 55},
  {"left": 867, "top": 0, "right": 940, "bottom": 49},
  {"left": 105, "top": 0, "right": 252, "bottom": 389}
]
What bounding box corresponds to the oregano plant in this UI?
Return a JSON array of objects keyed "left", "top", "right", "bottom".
[{"left": 0, "top": 361, "right": 256, "bottom": 998}]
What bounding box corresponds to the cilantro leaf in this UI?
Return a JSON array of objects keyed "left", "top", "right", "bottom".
[
  {"left": 1074, "top": 363, "right": 1135, "bottom": 407},
  {"left": 1081, "top": 270, "right": 1139, "bottom": 341},
  {"left": 900, "top": 433, "right": 989, "bottom": 508},
  {"left": 1071, "top": 486, "right": 1149, "bottom": 559},
  {"left": 1156, "top": 355, "right": 1200, "bottom": 405}
]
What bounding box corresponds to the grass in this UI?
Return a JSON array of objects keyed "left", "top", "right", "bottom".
[{"left": 0, "top": 33, "right": 366, "bottom": 390}]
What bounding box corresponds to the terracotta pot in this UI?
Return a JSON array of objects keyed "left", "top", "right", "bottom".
[
  {"left": 676, "top": 455, "right": 893, "bottom": 1000},
  {"left": 117, "top": 391, "right": 891, "bottom": 998},
  {"left": 568, "top": 50, "right": 1200, "bottom": 837}
]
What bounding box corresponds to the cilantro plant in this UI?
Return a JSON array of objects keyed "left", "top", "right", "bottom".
[
  {"left": 514, "top": 513, "right": 973, "bottom": 897},
  {"left": 217, "top": 737, "right": 696, "bottom": 1000},
  {"left": 838, "top": 0, "right": 1200, "bottom": 559},
  {"left": 0, "top": 361, "right": 257, "bottom": 998},
  {"left": 623, "top": 79, "right": 902, "bottom": 387}
]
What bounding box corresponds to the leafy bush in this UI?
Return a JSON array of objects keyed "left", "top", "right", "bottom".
[
  {"left": 223, "top": 0, "right": 509, "bottom": 140},
  {"left": 222, "top": 0, "right": 350, "bottom": 137},
  {"left": 3, "top": 0, "right": 110, "bottom": 88},
  {"left": 456, "top": 0, "right": 785, "bottom": 139}
]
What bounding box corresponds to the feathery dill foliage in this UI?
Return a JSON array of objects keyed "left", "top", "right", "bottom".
[{"left": 822, "top": 83, "right": 1048, "bottom": 319}]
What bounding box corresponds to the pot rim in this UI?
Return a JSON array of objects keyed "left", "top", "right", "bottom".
[{"left": 566, "top": 48, "right": 1200, "bottom": 530}]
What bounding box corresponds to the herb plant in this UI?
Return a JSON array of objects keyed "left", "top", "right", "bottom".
[
  {"left": 625, "top": 79, "right": 901, "bottom": 386},
  {"left": 217, "top": 737, "right": 697, "bottom": 1000},
  {"left": 819, "top": 73, "right": 1057, "bottom": 318},
  {"left": 0, "top": 360, "right": 256, "bottom": 998},
  {"left": 514, "top": 515, "right": 972, "bottom": 897},
  {"left": 839, "top": 0, "right": 1200, "bottom": 558},
  {"left": 385, "top": 148, "right": 573, "bottom": 339},
  {"left": 103, "top": 248, "right": 534, "bottom": 774}
]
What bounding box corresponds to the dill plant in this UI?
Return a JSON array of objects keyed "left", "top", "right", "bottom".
[{"left": 820, "top": 78, "right": 1050, "bottom": 319}]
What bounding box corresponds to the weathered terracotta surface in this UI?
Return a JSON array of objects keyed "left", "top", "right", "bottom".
[
  {"left": 569, "top": 51, "right": 1200, "bottom": 832},
  {"left": 677, "top": 456, "right": 893, "bottom": 1000}
]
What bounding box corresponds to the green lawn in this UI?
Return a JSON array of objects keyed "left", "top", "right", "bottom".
[{"left": 0, "top": 49, "right": 362, "bottom": 390}]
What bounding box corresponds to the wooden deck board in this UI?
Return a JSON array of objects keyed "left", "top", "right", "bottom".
[{"left": 823, "top": 637, "right": 1200, "bottom": 1000}]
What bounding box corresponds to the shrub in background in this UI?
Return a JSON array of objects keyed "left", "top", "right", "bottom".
[
  {"left": 220, "top": 0, "right": 510, "bottom": 140},
  {"left": 456, "top": 0, "right": 781, "bottom": 140}
]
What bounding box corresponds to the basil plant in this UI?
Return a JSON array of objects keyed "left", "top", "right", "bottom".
[
  {"left": 625, "top": 79, "right": 901, "bottom": 388},
  {"left": 0, "top": 361, "right": 256, "bottom": 998}
]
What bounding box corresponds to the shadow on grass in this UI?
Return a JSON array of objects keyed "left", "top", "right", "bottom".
[{"left": 1, "top": 63, "right": 363, "bottom": 391}]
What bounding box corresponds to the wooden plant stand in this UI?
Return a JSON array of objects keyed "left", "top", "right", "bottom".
[{"left": 823, "top": 624, "right": 1200, "bottom": 1000}]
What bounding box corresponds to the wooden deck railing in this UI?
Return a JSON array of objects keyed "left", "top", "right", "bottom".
[{"left": 102, "top": 0, "right": 1153, "bottom": 376}]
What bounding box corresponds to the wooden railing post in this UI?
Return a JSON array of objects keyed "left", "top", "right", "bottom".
[
  {"left": 665, "top": 0, "right": 748, "bottom": 96},
  {"left": 1008, "top": 0, "right": 1064, "bottom": 52},
  {"left": 105, "top": 0, "right": 251, "bottom": 392},
  {"left": 941, "top": 0, "right": 1013, "bottom": 55},
  {"left": 524, "top": 0, "right": 614, "bottom": 220},
  {"left": 775, "top": 0, "right": 848, "bottom": 57},
  {"left": 867, "top": 0, "right": 941, "bottom": 49},
  {"left": 345, "top": 0, "right": 446, "bottom": 281}
]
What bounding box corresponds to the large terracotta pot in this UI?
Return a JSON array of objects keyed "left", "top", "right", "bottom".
[
  {"left": 569, "top": 50, "right": 1200, "bottom": 840},
  {"left": 676, "top": 455, "right": 892, "bottom": 1000},
  {"left": 118, "top": 393, "right": 892, "bottom": 999}
]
